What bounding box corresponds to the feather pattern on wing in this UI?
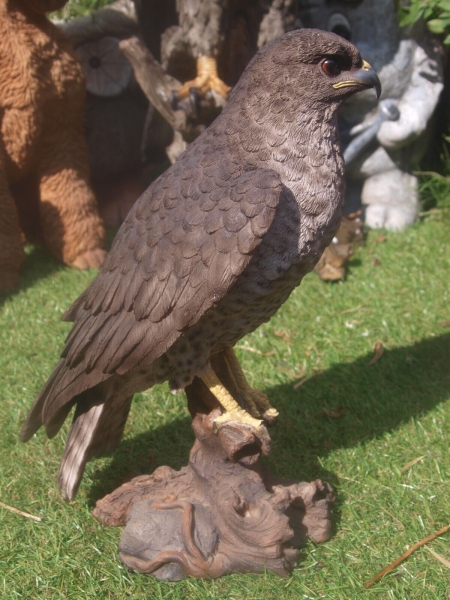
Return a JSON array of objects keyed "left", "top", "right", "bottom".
[{"left": 21, "top": 165, "right": 284, "bottom": 438}]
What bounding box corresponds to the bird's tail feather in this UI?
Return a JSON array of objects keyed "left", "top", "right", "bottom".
[
  {"left": 57, "top": 390, "right": 133, "bottom": 501},
  {"left": 20, "top": 361, "right": 67, "bottom": 442},
  {"left": 20, "top": 358, "right": 106, "bottom": 443}
]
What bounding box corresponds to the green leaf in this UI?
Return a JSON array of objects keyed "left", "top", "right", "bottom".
[
  {"left": 411, "top": 3, "right": 425, "bottom": 21},
  {"left": 427, "top": 18, "right": 446, "bottom": 33}
]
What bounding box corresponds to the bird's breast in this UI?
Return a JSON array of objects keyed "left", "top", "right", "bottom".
[
  {"left": 232, "top": 103, "right": 346, "bottom": 264},
  {"left": 273, "top": 130, "right": 346, "bottom": 264}
]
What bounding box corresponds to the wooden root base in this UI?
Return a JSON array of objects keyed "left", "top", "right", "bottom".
[{"left": 93, "top": 357, "right": 334, "bottom": 581}]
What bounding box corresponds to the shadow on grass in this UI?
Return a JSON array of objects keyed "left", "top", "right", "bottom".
[
  {"left": 0, "top": 246, "right": 61, "bottom": 307},
  {"left": 0, "top": 229, "right": 117, "bottom": 308},
  {"left": 87, "top": 414, "right": 195, "bottom": 506},
  {"left": 265, "top": 331, "right": 450, "bottom": 529},
  {"left": 87, "top": 332, "right": 450, "bottom": 518},
  {"left": 270, "top": 330, "right": 450, "bottom": 465}
]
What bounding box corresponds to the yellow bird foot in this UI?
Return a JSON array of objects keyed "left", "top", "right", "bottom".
[
  {"left": 200, "top": 366, "right": 264, "bottom": 432},
  {"left": 244, "top": 388, "right": 279, "bottom": 426},
  {"left": 222, "top": 348, "right": 279, "bottom": 426},
  {"left": 212, "top": 406, "right": 263, "bottom": 432},
  {"left": 172, "top": 56, "right": 231, "bottom": 112}
]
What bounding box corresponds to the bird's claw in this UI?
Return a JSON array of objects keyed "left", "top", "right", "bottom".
[
  {"left": 243, "top": 389, "right": 279, "bottom": 426},
  {"left": 170, "top": 87, "right": 202, "bottom": 116},
  {"left": 172, "top": 56, "right": 231, "bottom": 114},
  {"left": 261, "top": 407, "right": 279, "bottom": 426},
  {"left": 170, "top": 90, "right": 180, "bottom": 111},
  {"left": 213, "top": 407, "right": 263, "bottom": 432},
  {"left": 188, "top": 87, "right": 201, "bottom": 117}
]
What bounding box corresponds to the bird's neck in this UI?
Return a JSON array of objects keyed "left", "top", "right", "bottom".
[{"left": 221, "top": 97, "right": 346, "bottom": 258}]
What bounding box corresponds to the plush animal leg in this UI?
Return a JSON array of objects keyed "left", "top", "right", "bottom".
[
  {"left": 175, "top": 56, "right": 231, "bottom": 102},
  {"left": 223, "top": 348, "right": 279, "bottom": 425},
  {"left": 200, "top": 365, "right": 263, "bottom": 431},
  {"left": 0, "top": 158, "right": 25, "bottom": 291},
  {"left": 38, "top": 125, "right": 106, "bottom": 269}
]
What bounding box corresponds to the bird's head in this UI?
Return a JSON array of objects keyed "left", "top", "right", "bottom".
[{"left": 236, "top": 28, "right": 381, "bottom": 112}]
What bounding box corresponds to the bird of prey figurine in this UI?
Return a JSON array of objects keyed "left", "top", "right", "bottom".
[{"left": 21, "top": 29, "right": 381, "bottom": 501}]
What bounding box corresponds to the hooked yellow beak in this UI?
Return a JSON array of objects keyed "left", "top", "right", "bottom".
[{"left": 333, "top": 60, "right": 382, "bottom": 98}]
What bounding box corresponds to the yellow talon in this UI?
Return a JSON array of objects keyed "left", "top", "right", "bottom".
[
  {"left": 175, "top": 56, "right": 231, "bottom": 101},
  {"left": 200, "top": 366, "right": 263, "bottom": 431},
  {"left": 212, "top": 407, "right": 263, "bottom": 432},
  {"left": 223, "top": 348, "right": 279, "bottom": 425}
]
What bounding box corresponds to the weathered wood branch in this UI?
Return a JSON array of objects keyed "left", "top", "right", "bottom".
[
  {"left": 57, "top": 0, "right": 139, "bottom": 46},
  {"left": 119, "top": 36, "right": 187, "bottom": 162},
  {"left": 119, "top": 36, "right": 180, "bottom": 127},
  {"left": 93, "top": 351, "right": 334, "bottom": 581}
]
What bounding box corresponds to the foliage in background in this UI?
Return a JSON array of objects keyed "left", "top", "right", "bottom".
[
  {"left": 52, "top": 0, "right": 115, "bottom": 21},
  {"left": 418, "top": 135, "right": 450, "bottom": 211},
  {"left": 398, "top": 2, "right": 450, "bottom": 206},
  {"left": 399, "top": 0, "right": 450, "bottom": 45}
]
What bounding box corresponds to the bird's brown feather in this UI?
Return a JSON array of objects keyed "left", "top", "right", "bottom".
[{"left": 20, "top": 168, "right": 284, "bottom": 441}]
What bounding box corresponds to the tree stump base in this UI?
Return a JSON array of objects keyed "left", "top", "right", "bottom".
[
  {"left": 93, "top": 360, "right": 334, "bottom": 581},
  {"left": 93, "top": 421, "right": 334, "bottom": 580}
]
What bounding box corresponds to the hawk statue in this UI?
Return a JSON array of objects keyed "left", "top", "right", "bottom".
[{"left": 21, "top": 29, "right": 380, "bottom": 501}]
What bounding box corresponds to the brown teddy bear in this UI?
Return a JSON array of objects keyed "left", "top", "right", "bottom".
[{"left": 0, "top": 0, "right": 106, "bottom": 292}]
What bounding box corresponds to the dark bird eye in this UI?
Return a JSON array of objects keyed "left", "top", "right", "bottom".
[{"left": 321, "top": 59, "right": 341, "bottom": 77}]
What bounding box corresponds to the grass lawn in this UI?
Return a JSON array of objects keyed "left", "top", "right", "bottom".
[
  {"left": 3, "top": 2, "right": 448, "bottom": 597},
  {"left": 1, "top": 202, "right": 449, "bottom": 599}
]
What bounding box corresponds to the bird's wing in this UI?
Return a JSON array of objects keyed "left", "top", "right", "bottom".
[{"left": 25, "top": 165, "right": 285, "bottom": 433}]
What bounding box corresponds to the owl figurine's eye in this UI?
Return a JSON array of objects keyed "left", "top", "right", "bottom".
[
  {"left": 327, "top": 13, "right": 352, "bottom": 42},
  {"left": 321, "top": 59, "right": 341, "bottom": 77}
]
